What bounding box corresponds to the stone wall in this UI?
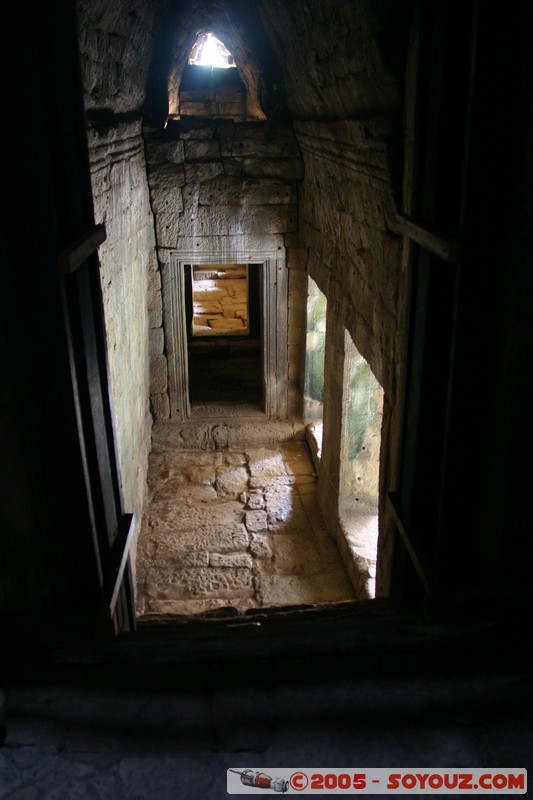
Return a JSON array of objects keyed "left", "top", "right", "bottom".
[
  {"left": 78, "top": 0, "right": 159, "bottom": 556},
  {"left": 295, "top": 119, "right": 403, "bottom": 597},
  {"left": 86, "top": 118, "right": 154, "bottom": 541},
  {"left": 180, "top": 84, "right": 246, "bottom": 122},
  {"left": 296, "top": 119, "right": 402, "bottom": 398},
  {"left": 250, "top": 0, "right": 411, "bottom": 596},
  {"left": 144, "top": 119, "right": 304, "bottom": 420},
  {"left": 78, "top": 0, "right": 156, "bottom": 115}
]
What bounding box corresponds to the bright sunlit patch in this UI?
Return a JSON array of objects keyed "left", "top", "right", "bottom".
[{"left": 189, "top": 32, "right": 236, "bottom": 69}]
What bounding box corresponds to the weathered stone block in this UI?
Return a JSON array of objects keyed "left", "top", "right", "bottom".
[
  {"left": 245, "top": 492, "right": 266, "bottom": 510},
  {"left": 150, "top": 186, "right": 183, "bottom": 215},
  {"left": 215, "top": 86, "right": 245, "bottom": 103},
  {"left": 145, "top": 140, "right": 185, "bottom": 165},
  {"left": 171, "top": 205, "right": 297, "bottom": 237},
  {"left": 215, "top": 465, "right": 249, "bottom": 498},
  {"left": 154, "top": 207, "right": 183, "bottom": 248},
  {"left": 147, "top": 162, "right": 185, "bottom": 189},
  {"left": 209, "top": 553, "right": 253, "bottom": 569},
  {"left": 178, "top": 119, "right": 217, "bottom": 139},
  {"left": 150, "top": 354, "right": 168, "bottom": 394},
  {"left": 181, "top": 101, "right": 217, "bottom": 117},
  {"left": 249, "top": 474, "right": 299, "bottom": 489},
  {"left": 232, "top": 124, "right": 301, "bottom": 158},
  {"left": 184, "top": 139, "right": 221, "bottom": 162},
  {"left": 180, "top": 89, "right": 216, "bottom": 102},
  {"left": 247, "top": 448, "right": 287, "bottom": 478},
  {"left": 250, "top": 534, "right": 273, "bottom": 560},
  {"left": 245, "top": 510, "right": 268, "bottom": 532},
  {"left": 184, "top": 162, "right": 225, "bottom": 184},
  {"left": 145, "top": 565, "right": 254, "bottom": 600},
  {"left": 148, "top": 304, "right": 163, "bottom": 328},
  {"left": 149, "top": 327, "right": 164, "bottom": 355},
  {"left": 148, "top": 279, "right": 162, "bottom": 312},
  {"left": 222, "top": 158, "right": 244, "bottom": 177},
  {"left": 150, "top": 392, "right": 170, "bottom": 421},
  {"left": 197, "top": 178, "right": 296, "bottom": 206},
  {"left": 151, "top": 480, "right": 217, "bottom": 505},
  {"left": 177, "top": 551, "right": 210, "bottom": 568},
  {"left": 148, "top": 524, "right": 248, "bottom": 555},
  {"left": 242, "top": 158, "right": 304, "bottom": 180},
  {"left": 256, "top": 572, "right": 354, "bottom": 607},
  {"left": 217, "top": 103, "right": 246, "bottom": 119},
  {"left": 264, "top": 487, "right": 296, "bottom": 526},
  {"left": 167, "top": 233, "right": 286, "bottom": 256},
  {"left": 149, "top": 502, "right": 244, "bottom": 532}
]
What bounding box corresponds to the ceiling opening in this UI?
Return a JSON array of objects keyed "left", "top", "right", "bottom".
[{"left": 188, "top": 32, "right": 236, "bottom": 69}]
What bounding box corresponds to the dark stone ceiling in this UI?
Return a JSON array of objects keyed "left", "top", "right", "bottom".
[{"left": 79, "top": 0, "right": 415, "bottom": 122}]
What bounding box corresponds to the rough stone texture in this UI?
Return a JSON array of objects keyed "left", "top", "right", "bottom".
[
  {"left": 78, "top": 0, "right": 157, "bottom": 115},
  {"left": 86, "top": 118, "right": 153, "bottom": 542},
  {"left": 145, "top": 119, "right": 303, "bottom": 421},
  {"left": 256, "top": 0, "right": 410, "bottom": 119},
  {"left": 78, "top": 0, "right": 411, "bottom": 603},
  {"left": 150, "top": 393, "right": 170, "bottom": 421},
  {"left": 296, "top": 119, "right": 401, "bottom": 398},
  {"left": 3, "top": 8, "right": 531, "bottom": 795},
  {"left": 136, "top": 427, "right": 355, "bottom": 616},
  {"left": 151, "top": 417, "right": 306, "bottom": 452},
  {"left": 145, "top": 120, "right": 301, "bottom": 247},
  {"left": 149, "top": 327, "right": 164, "bottom": 356},
  {"left": 149, "top": 354, "right": 168, "bottom": 394},
  {"left": 292, "top": 118, "right": 405, "bottom": 597}
]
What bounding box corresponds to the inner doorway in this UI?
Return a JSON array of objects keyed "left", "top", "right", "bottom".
[
  {"left": 184, "top": 263, "right": 262, "bottom": 406},
  {"left": 165, "top": 249, "right": 288, "bottom": 420}
]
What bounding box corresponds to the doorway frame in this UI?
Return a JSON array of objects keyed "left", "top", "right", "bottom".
[{"left": 164, "top": 248, "right": 288, "bottom": 420}]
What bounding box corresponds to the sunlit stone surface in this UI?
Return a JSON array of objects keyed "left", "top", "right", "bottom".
[{"left": 135, "top": 427, "right": 354, "bottom": 616}]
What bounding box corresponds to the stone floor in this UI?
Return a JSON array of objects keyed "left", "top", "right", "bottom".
[
  {"left": 3, "top": 659, "right": 531, "bottom": 800},
  {"left": 135, "top": 424, "right": 355, "bottom": 618}
]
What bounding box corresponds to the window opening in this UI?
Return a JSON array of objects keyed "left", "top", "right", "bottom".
[
  {"left": 304, "top": 277, "right": 327, "bottom": 463},
  {"left": 339, "top": 331, "right": 384, "bottom": 599},
  {"left": 178, "top": 33, "right": 246, "bottom": 121},
  {"left": 188, "top": 32, "right": 236, "bottom": 69}
]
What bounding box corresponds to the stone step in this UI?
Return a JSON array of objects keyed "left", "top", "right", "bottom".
[{"left": 151, "top": 419, "right": 306, "bottom": 452}]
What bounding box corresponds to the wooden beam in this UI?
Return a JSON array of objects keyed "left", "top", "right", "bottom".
[
  {"left": 396, "top": 214, "right": 461, "bottom": 263},
  {"left": 100, "top": 513, "right": 135, "bottom": 619},
  {"left": 58, "top": 224, "right": 106, "bottom": 275}
]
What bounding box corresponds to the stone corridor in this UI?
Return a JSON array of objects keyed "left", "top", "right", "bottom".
[{"left": 135, "top": 422, "right": 355, "bottom": 617}]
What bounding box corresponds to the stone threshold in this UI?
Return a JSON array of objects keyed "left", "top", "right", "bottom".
[
  {"left": 189, "top": 401, "right": 267, "bottom": 419},
  {"left": 151, "top": 417, "right": 307, "bottom": 451}
]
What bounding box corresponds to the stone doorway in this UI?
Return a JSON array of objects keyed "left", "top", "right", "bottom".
[
  {"left": 164, "top": 249, "right": 289, "bottom": 420},
  {"left": 185, "top": 263, "right": 263, "bottom": 407}
]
